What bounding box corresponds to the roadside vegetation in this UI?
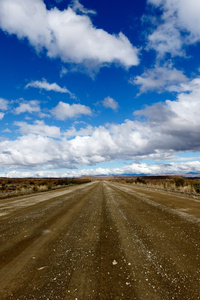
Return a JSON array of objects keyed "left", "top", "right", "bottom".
[
  {"left": 112, "top": 176, "right": 200, "bottom": 195},
  {"left": 0, "top": 177, "right": 91, "bottom": 199}
]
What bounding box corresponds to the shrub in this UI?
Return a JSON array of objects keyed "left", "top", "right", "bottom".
[
  {"left": 32, "top": 185, "right": 39, "bottom": 192},
  {"left": 1, "top": 183, "right": 6, "bottom": 190},
  {"left": 47, "top": 183, "right": 53, "bottom": 190},
  {"left": 135, "top": 177, "right": 147, "bottom": 184},
  {"left": 191, "top": 181, "right": 200, "bottom": 193},
  {"left": 174, "top": 177, "right": 185, "bottom": 187}
]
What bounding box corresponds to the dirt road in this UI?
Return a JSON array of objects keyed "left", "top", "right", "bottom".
[{"left": 0, "top": 181, "right": 199, "bottom": 299}]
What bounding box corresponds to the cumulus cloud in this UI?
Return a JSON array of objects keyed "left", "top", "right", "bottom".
[
  {"left": 60, "top": 66, "right": 68, "bottom": 77},
  {"left": 167, "top": 77, "right": 200, "bottom": 93},
  {"left": 132, "top": 66, "right": 188, "bottom": 94},
  {"left": 0, "top": 98, "right": 9, "bottom": 111},
  {"left": 76, "top": 161, "right": 200, "bottom": 177},
  {"left": 65, "top": 125, "right": 94, "bottom": 138},
  {"left": 52, "top": 101, "right": 92, "bottom": 120},
  {"left": 147, "top": 17, "right": 184, "bottom": 58},
  {"left": 15, "top": 120, "right": 61, "bottom": 138},
  {"left": 147, "top": 0, "right": 200, "bottom": 57},
  {"left": 26, "top": 79, "right": 75, "bottom": 98},
  {"left": 15, "top": 100, "right": 40, "bottom": 115},
  {"left": 0, "top": 0, "right": 139, "bottom": 68},
  {"left": 102, "top": 97, "right": 119, "bottom": 111},
  {"left": 1, "top": 160, "right": 200, "bottom": 178},
  {"left": 0, "top": 134, "right": 66, "bottom": 169},
  {"left": 70, "top": 0, "right": 96, "bottom": 15},
  {"left": 2, "top": 128, "right": 11, "bottom": 133},
  {"left": 0, "top": 77, "right": 200, "bottom": 172},
  {"left": 135, "top": 82, "right": 200, "bottom": 122},
  {"left": 0, "top": 112, "right": 5, "bottom": 120}
]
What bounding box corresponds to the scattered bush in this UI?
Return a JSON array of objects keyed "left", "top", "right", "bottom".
[
  {"left": 32, "top": 185, "right": 39, "bottom": 192},
  {"left": 1, "top": 183, "right": 6, "bottom": 190},
  {"left": 191, "top": 181, "right": 200, "bottom": 193},
  {"left": 174, "top": 177, "right": 185, "bottom": 187},
  {"left": 135, "top": 177, "right": 147, "bottom": 184},
  {"left": 0, "top": 177, "right": 91, "bottom": 198},
  {"left": 47, "top": 183, "right": 53, "bottom": 190},
  {"left": 112, "top": 176, "right": 200, "bottom": 195}
]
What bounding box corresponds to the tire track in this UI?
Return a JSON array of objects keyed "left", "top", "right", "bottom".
[
  {"left": 0, "top": 182, "right": 99, "bottom": 299},
  {"left": 0, "top": 181, "right": 199, "bottom": 299},
  {"left": 99, "top": 185, "right": 137, "bottom": 299},
  {"left": 104, "top": 182, "right": 200, "bottom": 300}
]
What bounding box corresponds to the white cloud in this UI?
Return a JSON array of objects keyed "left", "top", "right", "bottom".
[
  {"left": 147, "top": 0, "right": 200, "bottom": 57},
  {"left": 0, "top": 112, "right": 5, "bottom": 120},
  {"left": 65, "top": 125, "right": 94, "bottom": 138},
  {"left": 70, "top": 0, "right": 96, "bottom": 15},
  {"left": 132, "top": 66, "right": 188, "bottom": 94},
  {"left": 85, "top": 161, "right": 200, "bottom": 176},
  {"left": 133, "top": 78, "right": 200, "bottom": 154},
  {"left": 52, "top": 101, "right": 92, "bottom": 120},
  {"left": 2, "top": 128, "right": 11, "bottom": 133},
  {"left": 0, "top": 98, "right": 9, "bottom": 111},
  {"left": 15, "top": 100, "right": 40, "bottom": 115},
  {"left": 147, "top": 17, "right": 184, "bottom": 58},
  {"left": 15, "top": 120, "right": 61, "bottom": 138},
  {"left": 26, "top": 79, "right": 75, "bottom": 98},
  {"left": 167, "top": 77, "right": 200, "bottom": 93},
  {"left": 0, "top": 0, "right": 139, "bottom": 69},
  {"left": 0, "top": 134, "right": 64, "bottom": 168},
  {"left": 102, "top": 97, "right": 119, "bottom": 111},
  {"left": 1, "top": 160, "right": 200, "bottom": 178},
  {"left": 60, "top": 66, "right": 68, "bottom": 77},
  {"left": 0, "top": 77, "right": 200, "bottom": 172}
]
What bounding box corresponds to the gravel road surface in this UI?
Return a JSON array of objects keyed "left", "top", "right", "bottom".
[{"left": 0, "top": 181, "right": 199, "bottom": 299}]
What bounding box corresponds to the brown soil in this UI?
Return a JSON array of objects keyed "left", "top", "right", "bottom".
[{"left": 0, "top": 181, "right": 199, "bottom": 299}]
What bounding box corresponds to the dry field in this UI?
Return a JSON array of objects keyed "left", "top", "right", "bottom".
[
  {"left": 0, "top": 178, "right": 90, "bottom": 199},
  {"left": 0, "top": 180, "right": 199, "bottom": 299},
  {"left": 112, "top": 176, "right": 200, "bottom": 195}
]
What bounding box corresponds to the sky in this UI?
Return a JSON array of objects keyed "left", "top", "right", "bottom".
[{"left": 0, "top": 0, "right": 200, "bottom": 178}]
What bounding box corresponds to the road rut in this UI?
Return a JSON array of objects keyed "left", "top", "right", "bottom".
[{"left": 0, "top": 181, "right": 199, "bottom": 299}]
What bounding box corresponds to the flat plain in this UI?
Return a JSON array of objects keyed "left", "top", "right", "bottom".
[{"left": 0, "top": 181, "right": 199, "bottom": 299}]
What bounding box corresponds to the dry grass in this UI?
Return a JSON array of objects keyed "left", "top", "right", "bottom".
[
  {"left": 0, "top": 177, "right": 91, "bottom": 199},
  {"left": 112, "top": 175, "right": 200, "bottom": 195}
]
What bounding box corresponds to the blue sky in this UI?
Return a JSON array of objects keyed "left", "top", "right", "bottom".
[{"left": 0, "top": 0, "right": 200, "bottom": 177}]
